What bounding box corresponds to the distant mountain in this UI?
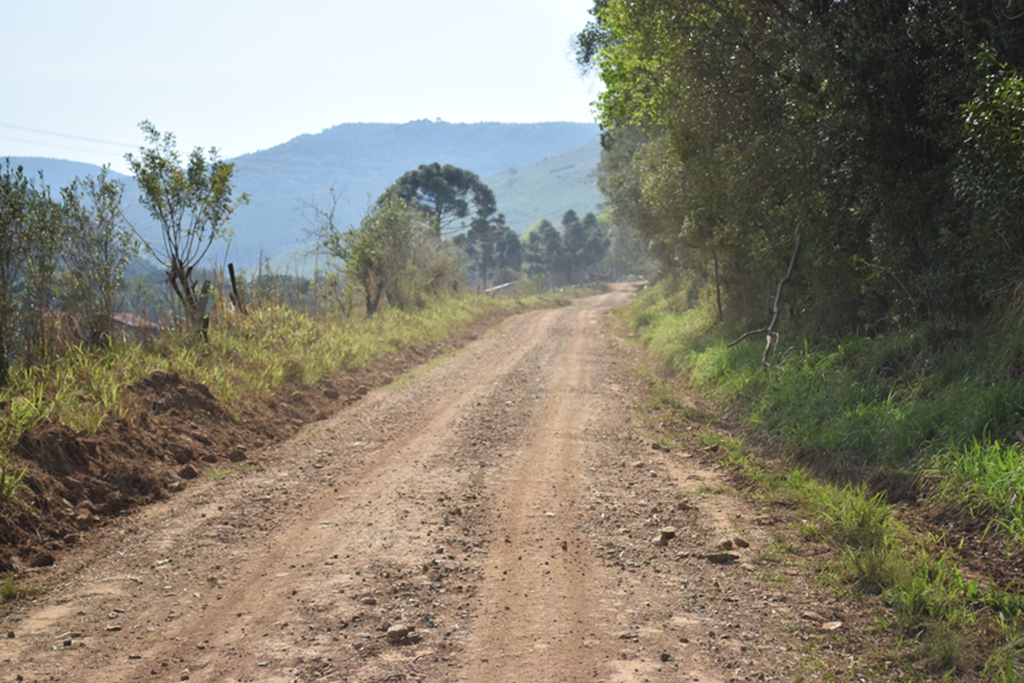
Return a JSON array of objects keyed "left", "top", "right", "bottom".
[
  {"left": 2, "top": 158, "right": 133, "bottom": 190},
  {"left": 7, "top": 120, "right": 602, "bottom": 269}
]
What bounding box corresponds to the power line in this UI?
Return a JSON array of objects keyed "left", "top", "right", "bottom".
[
  {"left": 0, "top": 134, "right": 122, "bottom": 157},
  {"left": 0, "top": 122, "right": 135, "bottom": 148}
]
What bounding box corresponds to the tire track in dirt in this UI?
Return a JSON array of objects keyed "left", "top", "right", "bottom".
[{"left": 465, "top": 303, "right": 612, "bottom": 681}]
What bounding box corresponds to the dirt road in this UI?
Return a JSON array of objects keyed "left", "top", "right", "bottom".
[{"left": 1, "top": 286, "right": 865, "bottom": 682}]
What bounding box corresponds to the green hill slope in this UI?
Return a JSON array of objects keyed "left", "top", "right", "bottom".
[{"left": 484, "top": 139, "right": 602, "bottom": 233}]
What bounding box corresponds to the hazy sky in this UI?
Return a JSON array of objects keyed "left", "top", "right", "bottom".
[{"left": 3, "top": 0, "right": 601, "bottom": 174}]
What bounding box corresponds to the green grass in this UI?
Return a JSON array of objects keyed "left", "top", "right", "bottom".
[
  {"left": 0, "top": 291, "right": 567, "bottom": 449},
  {"left": 623, "top": 281, "right": 1024, "bottom": 676},
  {"left": 0, "top": 573, "right": 41, "bottom": 601},
  {"left": 923, "top": 440, "right": 1024, "bottom": 546},
  {"left": 622, "top": 281, "right": 1024, "bottom": 477},
  {"left": 0, "top": 453, "right": 27, "bottom": 508},
  {"left": 729, "top": 441, "right": 1023, "bottom": 676}
]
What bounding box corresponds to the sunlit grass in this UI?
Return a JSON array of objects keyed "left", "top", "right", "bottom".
[
  {"left": 0, "top": 291, "right": 565, "bottom": 448},
  {"left": 623, "top": 280, "right": 1024, "bottom": 675}
]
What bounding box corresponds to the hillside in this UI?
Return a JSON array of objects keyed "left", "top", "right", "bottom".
[
  {"left": 228, "top": 120, "right": 599, "bottom": 265},
  {"left": 8, "top": 120, "right": 601, "bottom": 269},
  {"left": 268, "top": 137, "right": 604, "bottom": 275},
  {"left": 483, "top": 138, "right": 602, "bottom": 232}
]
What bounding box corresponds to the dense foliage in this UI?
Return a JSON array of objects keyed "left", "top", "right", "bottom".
[
  {"left": 522, "top": 210, "right": 610, "bottom": 286},
  {"left": 579, "top": 0, "right": 1024, "bottom": 334},
  {"left": 0, "top": 160, "right": 138, "bottom": 385}
]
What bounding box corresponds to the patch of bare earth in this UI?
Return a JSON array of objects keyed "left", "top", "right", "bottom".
[{"left": 2, "top": 286, "right": 887, "bottom": 682}]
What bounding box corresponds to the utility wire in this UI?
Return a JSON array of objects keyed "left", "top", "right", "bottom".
[
  {"left": 0, "top": 134, "right": 123, "bottom": 157},
  {"left": 0, "top": 122, "right": 135, "bottom": 148}
]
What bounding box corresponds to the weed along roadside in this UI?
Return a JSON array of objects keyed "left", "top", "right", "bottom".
[
  {"left": 0, "top": 290, "right": 574, "bottom": 571},
  {"left": 620, "top": 281, "right": 1024, "bottom": 679}
]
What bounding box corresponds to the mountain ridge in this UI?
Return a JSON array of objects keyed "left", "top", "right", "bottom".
[{"left": 6, "top": 120, "right": 603, "bottom": 268}]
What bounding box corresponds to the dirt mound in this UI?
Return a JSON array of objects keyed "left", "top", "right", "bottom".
[{"left": 0, "top": 310, "right": 517, "bottom": 572}]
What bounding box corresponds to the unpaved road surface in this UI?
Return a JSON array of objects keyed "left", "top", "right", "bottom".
[{"left": 1, "top": 286, "right": 868, "bottom": 682}]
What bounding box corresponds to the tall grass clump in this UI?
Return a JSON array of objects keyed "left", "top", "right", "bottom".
[
  {"left": 0, "top": 451, "right": 27, "bottom": 507},
  {"left": 924, "top": 440, "right": 1024, "bottom": 545}
]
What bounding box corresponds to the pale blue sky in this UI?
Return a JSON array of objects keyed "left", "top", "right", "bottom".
[{"left": 2, "top": 0, "right": 601, "bottom": 173}]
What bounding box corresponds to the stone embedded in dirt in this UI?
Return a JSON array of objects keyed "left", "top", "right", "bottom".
[
  {"left": 632, "top": 461, "right": 644, "bottom": 468},
  {"left": 227, "top": 447, "right": 248, "bottom": 463},
  {"left": 704, "top": 552, "right": 739, "bottom": 564},
  {"left": 733, "top": 536, "right": 750, "bottom": 548},
  {"left": 178, "top": 464, "right": 199, "bottom": 480},
  {"left": 386, "top": 623, "right": 413, "bottom": 643},
  {"left": 103, "top": 491, "right": 125, "bottom": 514},
  {"left": 170, "top": 441, "right": 195, "bottom": 464},
  {"left": 660, "top": 652, "right": 672, "bottom": 662},
  {"left": 653, "top": 527, "right": 676, "bottom": 546},
  {"left": 28, "top": 551, "right": 55, "bottom": 568},
  {"left": 360, "top": 596, "right": 377, "bottom": 606},
  {"left": 617, "top": 632, "right": 638, "bottom": 641},
  {"left": 74, "top": 510, "right": 100, "bottom": 530},
  {"left": 6, "top": 631, "right": 14, "bottom": 639}
]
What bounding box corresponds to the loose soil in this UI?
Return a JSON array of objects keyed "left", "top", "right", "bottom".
[{"left": 1, "top": 286, "right": 910, "bottom": 681}]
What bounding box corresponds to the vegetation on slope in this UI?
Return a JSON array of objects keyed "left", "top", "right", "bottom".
[{"left": 622, "top": 281, "right": 1024, "bottom": 677}]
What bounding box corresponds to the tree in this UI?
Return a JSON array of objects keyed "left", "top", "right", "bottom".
[
  {"left": 560, "top": 210, "right": 609, "bottom": 284},
  {"left": 387, "top": 163, "right": 496, "bottom": 234},
  {"left": 457, "top": 213, "right": 522, "bottom": 288},
  {"left": 0, "top": 160, "right": 31, "bottom": 385},
  {"left": 522, "top": 219, "right": 565, "bottom": 282},
  {"left": 124, "top": 121, "right": 247, "bottom": 328},
  {"left": 61, "top": 168, "right": 138, "bottom": 345},
  {"left": 580, "top": 0, "right": 1024, "bottom": 330},
  {"left": 22, "top": 177, "right": 64, "bottom": 365},
  {"left": 319, "top": 191, "right": 425, "bottom": 315}
]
